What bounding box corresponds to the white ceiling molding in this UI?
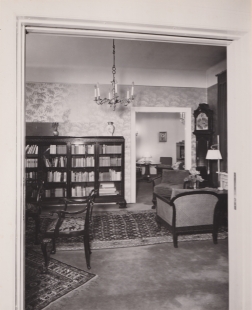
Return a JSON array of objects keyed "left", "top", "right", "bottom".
[{"left": 23, "top": 17, "right": 238, "bottom": 46}]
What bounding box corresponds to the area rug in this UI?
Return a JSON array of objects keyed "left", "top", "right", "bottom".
[
  {"left": 25, "top": 250, "right": 97, "bottom": 310},
  {"left": 26, "top": 210, "right": 228, "bottom": 250}
]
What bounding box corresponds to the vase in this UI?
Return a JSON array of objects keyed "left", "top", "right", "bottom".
[
  {"left": 52, "top": 123, "right": 59, "bottom": 136},
  {"left": 189, "top": 180, "right": 197, "bottom": 189},
  {"left": 106, "top": 122, "right": 115, "bottom": 136}
]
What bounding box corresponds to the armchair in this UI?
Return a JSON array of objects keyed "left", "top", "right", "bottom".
[
  {"left": 152, "top": 169, "right": 189, "bottom": 208},
  {"left": 155, "top": 188, "right": 220, "bottom": 247},
  {"left": 41, "top": 190, "right": 96, "bottom": 273},
  {"left": 155, "top": 157, "right": 173, "bottom": 175}
]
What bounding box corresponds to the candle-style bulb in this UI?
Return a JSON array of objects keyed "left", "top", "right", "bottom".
[{"left": 97, "top": 83, "right": 100, "bottom": 97}]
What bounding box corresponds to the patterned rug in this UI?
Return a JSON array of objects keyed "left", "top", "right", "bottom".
[
  {"left": 25, "top": 250, "right": 97, "bottom": 310},
  {"left": 26, "top": 210, "right": 228, "bottom": 250}
]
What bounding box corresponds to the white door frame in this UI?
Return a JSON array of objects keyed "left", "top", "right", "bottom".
[
  {"left": 1, "top": 13, "right": 249, "bottom": 310},
  {"left": 130, "top": 107, "right": 191, "bottom": 203}
]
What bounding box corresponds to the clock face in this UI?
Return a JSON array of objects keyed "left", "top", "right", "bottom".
[{"left": 196, "top": 113, "right": 208, "bottom": 130}]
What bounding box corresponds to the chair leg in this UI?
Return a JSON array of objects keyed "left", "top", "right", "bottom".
[
  {"left": 156, "top": 216, "right": 162, "bottom": 231},
  {"left": 173, "top": 233, "right": 178, "bottom": 248},
  {"left": 152, "top": 193, "right": 157, "bottom": 209},
  {"left": 84, "top": 234, "right": 91, "bottom": 269},
  {"left": 51, "top": 237, "right": 56, "bottom": 254},
  {"left": 41, "top": 239, "right": 52, "bottom": 273},
  {"left": 87, "top": 234, "right": 92, "bottom": 255},
  {"left": 34, "top": 216, "right": 40, "bottom": 245},
  {"left": 212, "top": 230, "right": 218, "bottom": 244}
]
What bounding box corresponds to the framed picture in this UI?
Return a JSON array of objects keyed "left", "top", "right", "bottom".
[{"left": 159, "top": 132, "right": 167, "bottom": 142}]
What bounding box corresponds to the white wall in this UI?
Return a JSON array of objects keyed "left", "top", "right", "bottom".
[
  {"left": 26, "top": 66, "right": 208, "bottom": 88},
  {"left": 136, "top": 112, "right": 184, "bottom": 164}
]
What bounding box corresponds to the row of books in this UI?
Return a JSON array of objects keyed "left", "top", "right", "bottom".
[
  {"left": 50, "top": 145, "right": 67, "bottom": 154},
  {"left": 99, "top": 156, "right": 121, "bottom": 166},
  {"left": 25, "top": 159, "right": 38, "bottom": 168},
  {"left": 99, "top": 182, "right": 119, "bottom": 196},
  {"left": 71, "top": 171, "right": 95, "bottom": 182},
  {"left": 71, "top": 144, "right": 94, "bottom": 154},
  {"left": 26, "top": 172, "right": 37, "bottom": 180},
  {"left": 45, "top": 188, "right": 67, "bottom": 198},
  {"left": 99, "top": 144, "right": 122, "bottom": 154},
  {"left": 44, "top": 156, "right": 67, "bottom": 168},
  {"left": 26, "top": 144, "right": 38, "bottom": 154},
  {"left": 71, "top": 186, "right": 94, "bottom": 197},
  {"left": 47, "top": 171, "right": 67, "bottom": 182},
  {"left": 99, "top": 169, "right": 121, "bottom": 181},
  {"left": 71, "top": 157, "right": 94, "bottom": 167}
]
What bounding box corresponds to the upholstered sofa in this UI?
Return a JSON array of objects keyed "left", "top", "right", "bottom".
[
  {"left": 155, "top": 188, "right": 220, "bottom": 247},
  {"left": 152, "top": 169, "right": 189, "bottom": 208}
]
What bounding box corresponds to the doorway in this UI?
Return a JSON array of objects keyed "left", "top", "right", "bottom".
[
  {"left": 9, "top": 16, "right": 248, "bottom": 310},
  {"left": 131, "top": 107, "right": 191, "bottom": 203}
]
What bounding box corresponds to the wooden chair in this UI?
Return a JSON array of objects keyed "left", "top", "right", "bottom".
[
  {"left": 41, "top": 190, "right": 96, "bottom": 273},
  {"left": 25, "top": 181, "right": 44, "bottom": 245},
  {"left": 26, "top": 181, "right": 68, "bottom": 245}
]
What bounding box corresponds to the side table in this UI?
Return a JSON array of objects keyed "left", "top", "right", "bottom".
[{"left": 137, "top": 163, "right": 157, "bottom": 181}]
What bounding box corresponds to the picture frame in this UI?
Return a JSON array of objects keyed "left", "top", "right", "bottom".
[{"left": 159, "top": 132, "right": 167, "bottom": 142}]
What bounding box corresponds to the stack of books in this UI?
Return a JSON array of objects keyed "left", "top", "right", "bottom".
[{"left": 99, "top": 182, "right": 118, "bottom": 196}]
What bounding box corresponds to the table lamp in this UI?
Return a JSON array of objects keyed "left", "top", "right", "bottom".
[{"left": 206, "top": 135, "right": 222, "bottom": 189}]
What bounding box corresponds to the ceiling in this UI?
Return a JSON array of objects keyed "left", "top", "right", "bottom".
[{"left": 26, "top": 34, "right": 226, "bottom": 72}]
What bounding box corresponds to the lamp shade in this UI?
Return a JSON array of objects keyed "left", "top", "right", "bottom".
[{"left": 206, "top": 149, "right": 222, "bottom": 160}]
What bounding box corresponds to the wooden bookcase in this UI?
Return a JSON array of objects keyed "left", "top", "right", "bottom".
[{"left": 25, "top": 136, "right": 127, "bottom": 208}]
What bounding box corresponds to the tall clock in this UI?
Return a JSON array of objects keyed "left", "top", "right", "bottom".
[{"left": 193, "top": 103, "right": 213, "bottom": 168}]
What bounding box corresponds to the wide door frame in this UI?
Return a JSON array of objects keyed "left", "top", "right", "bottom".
[{"left": 1, "top": 12, "right": 251, "bottom": 310}]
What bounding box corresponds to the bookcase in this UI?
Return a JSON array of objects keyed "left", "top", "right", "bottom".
[{"left": 25, "top": 136, "right": 127, "bottom": 208}]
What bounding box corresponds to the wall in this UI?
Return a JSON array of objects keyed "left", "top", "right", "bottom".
[
  {"left": 26, "top": 66, "right": 208, "bottom": 88},
  {"left": 136, "top": 112, "right": 184, "bottom": 164},
  {"left": 26, "top": 82, "right": 207, "bottom": 202}
]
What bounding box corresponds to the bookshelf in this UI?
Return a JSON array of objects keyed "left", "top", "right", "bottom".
[{"left": 25, "top": 136, "right": 126, "bottom": 208}]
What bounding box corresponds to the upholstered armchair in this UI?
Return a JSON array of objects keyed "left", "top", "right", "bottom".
[
  {"left": 152, "top": 169, "right": 189, "bottom": 208},
  {"left": 155, "top": 157, "right": 173, "bottom": 175},
  {"left": 155, "top": 188, "right": 220, "bottom": 247}
]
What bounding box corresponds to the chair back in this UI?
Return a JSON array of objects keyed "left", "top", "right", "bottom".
[
  {"left": 160, "top": 157, "right": 172, "bottom": 165},
  {"left": 85, "top": 189, "right": 96, "bottom": 231},
  {"left": 161, "top": 169, "right": 189, "bottom": 185},
  {"left": 171, "top": 191, "right": 219, "bottom": 227}
]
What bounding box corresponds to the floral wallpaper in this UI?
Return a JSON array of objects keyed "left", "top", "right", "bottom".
[{"left": 26, "top": 82, "right": 207, "bottom": 202}]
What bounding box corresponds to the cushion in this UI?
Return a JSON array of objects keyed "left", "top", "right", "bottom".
[
  {"left": 46, "top": 217, "right": 85, "bottom": 234},
  {"left": 154, "top": 183, "right": 183, "bottom": 197},
  {"left": 161, "top": 170, "right": 189, "bottom": 184}
]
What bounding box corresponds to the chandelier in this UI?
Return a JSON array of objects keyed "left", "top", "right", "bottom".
[{"left": 94, "top": 39, "right": 134, "bottom": 110}]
